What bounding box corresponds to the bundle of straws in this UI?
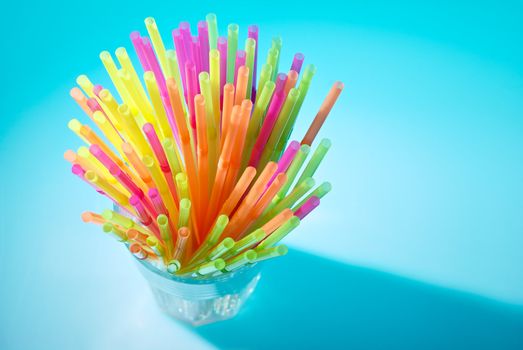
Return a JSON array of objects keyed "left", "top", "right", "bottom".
[{"left": 65, "top": 14, "right": 343, "bottom": 278}]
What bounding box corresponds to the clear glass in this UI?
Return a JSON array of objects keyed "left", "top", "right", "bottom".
[{"left": 135, "top": 259, "right": 261, "bottom": 326}]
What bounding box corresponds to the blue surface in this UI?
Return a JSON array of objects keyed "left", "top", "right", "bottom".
[{"left": 1, "top": 0, "right": 523, "bottom": 349}]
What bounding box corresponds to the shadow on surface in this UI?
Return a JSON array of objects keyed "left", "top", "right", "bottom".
[{"left": 195, "top": 249, "right": 523, "bottom": 350}]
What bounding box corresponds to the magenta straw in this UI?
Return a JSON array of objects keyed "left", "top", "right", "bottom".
[
  {"left": 234, "top": 50, "right": 246, "bottom": 85},
  {"left": 143, "top": 37, "right": 168, "bottom": 96},
  {"left": 248, "top": 25, "right": 259, "bottom": 101},
  {"left": 143, "top": 123, "right": 170, "bottom": 171},
  {"left": 294, "top": 196, "right": 320, "bottom": 220},
  {"left": 198, "top": 21, "right": 210, "bottom": 72},
  {"left": 185, "top": 61, "right": 198, "bottom": 131},
  {"left": 130, "top": 195, "right": 153, "bottom": 226},
  {"left": 86, "top": 98, "right": 103, "bottom": 113},
  {"left": 130, "top": 31, "right": 151, "bottom": 71},
  {"left": 191, "top": 36, "right": 203, "bottom": 75},
  {"left": 90, "top": 144, "right": 118, "bottom": 171},
  {"left": 172, "top": 28, "right": 188, "bottom": 97},
  {"left": 148, "top": 188, "right": 168, "bottom": 217},
  {"left": 179, "top": 22, "right": 193, "bottom": 63},
  {"left": 274, "top": 72, "right": 288, "bottom": 95},
  {"left": 290, "top": 53, "right": 305, "bottom": 74},
  {"left": 217, "top": 36, "right": 227, "bottom": 103},
  {"left": 93, "top": 85, "right": 103, "bottom": 96},
  {"left": 266, "top": 140, "right": 300, "bottom": 188}
]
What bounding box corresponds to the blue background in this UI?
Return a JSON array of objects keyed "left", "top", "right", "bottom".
[{"left": 1, "top": 0, "right": 522, "bottom": 349}]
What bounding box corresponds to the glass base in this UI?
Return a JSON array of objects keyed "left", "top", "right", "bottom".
[{"left": 136, "top": 260, "right": 261, "bottom": 326}]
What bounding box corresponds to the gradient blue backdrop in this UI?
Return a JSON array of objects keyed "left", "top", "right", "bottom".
[{"left": 1, "top": 0, "right": 522, "bottom": 349}]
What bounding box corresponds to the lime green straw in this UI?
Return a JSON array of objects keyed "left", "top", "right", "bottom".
[
  {"left": 178, "top": 198, "right": 191, "bottom": 229},
  {"left": 265, "top": 48, "right": 279, "bottom": 82},
  {"left": 241, "top": 80, "right": 276, "bottom": 170},
  {"left": 295, "top": 138, "right": 331, "bottom": 186},
  {"left": 162, "top": 138, "right": 183, "bottom": 175},
  {"left": 102, "top": 209, "right": 134, "bottom": 229},
  {"left": 167, "top": 259, "right": 181, "bottom": 274},
  {"left": 252, "top": 244, "right": 288, "bottom": 263},
  {"left": 208, "top": 237, "right": 235, "bottom": 260},
  {"left": 254, "top": 64, "right": 273, "bottom": 105},
  {"left": 257, "top": 88, "right": 300, "bottom": 168},
  {"left": 175, "top": 172, "right": 189, "bottom": 199},
  {"left": 226, "top": 24, "right": 239, "bottom": 84},
  {"left": 146, "top": 235, "right": 165, "bottom": 260},
  {"left": 206, "top": 13, "right": 218, "bottom": 50},
  {"left": 102, "top": 222, "right": 127, "bottom": 242},
  {"left": 244, "top": 38, "right": 256, "bottom": 99},
  {"left": 198, "top": 72, "right": 219, "bottom": 184},
  {"left": 224, "top": 250, "right": 257, "bottom": 272},
  {"left": 277, "top": 144, "right": 311, "bottom": 198},
  {"left": 197, "top": 259, "right": 226, "bottom": 276},
  {"left": 274, "top": 64, "right": 316, "bottom": 157},
  {"left": 209, "top": 49, "right": 221, "bottom": 131},
  {"left": 188, "top": 215, "right": 229, "bottom": 265},
  {"left": 270, "top": 36, "right": 283, "bottom": 80},
  {"left": 157, "top": 214, "right": 173, "bottom": 258},
  {"left": 257, "top": 216, "right": 300, "bottom": 250},
  {"left": 292, "top": 181, "right": 332, "bottom": 211},
  {"left": 226, "top": 228, "right": 266, "bottom": 258}
]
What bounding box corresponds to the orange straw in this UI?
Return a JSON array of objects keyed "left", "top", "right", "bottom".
[
  {"left": 122, "top": 143, "right": 154, "bottom": 188},
  {"left": 195, "top": 94, "right": 210, "bottom": 219},
  {"left": 81, "top": 211, "right": 105, "bottom": 225},
  {"left": 220, "top": 83, "right": 235, "bottom": 147},
  {"left": 234, "top": 66, "right": 250, "bottom": 105},
  {"left": 301, "top": 81, "right": 344, "bottom": 146},
  {"left": 70, "top": 87, "right": 93, "bottom": 120},
  {"left": 284, "top": 70, "right": 299, "bottom": 95},
  {"left": 261, "top": 208, "right": 294, "bottom": 235},
  {"left": 219, "top": 166, "right": 257, "bottom": 217}
]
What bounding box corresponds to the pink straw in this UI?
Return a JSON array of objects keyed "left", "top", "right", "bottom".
[
  {"left": 198, "top": 21, "right": 210, "bottom": 72},
  {"left": 179, "top": 22, "right": 193, "bottom": 64},
  {"left": 265, "top": 140, "right": 300, "bottom": 188},
  {"left": 294, "top": 196, "right": 320, "bottom": 220},
  {"left": 87, "top": 98, "right": 103, "bottom": 113},
  {"left": 172, "top": 29, "right": 188, "bottom": 97},
  {"left": 290, "top": 53, "right": 305, "bottom": 74},
  {"left": 130, "top": 195, "right": 154, "bottom": 227},
  {"left": 234, "top": 50, "right": 246, "bottom": 85},
  {"left": 191, "top": 36, "right": 202, "bottom": 75},
  {"left": 248, "top": 25, "right": 259, "bottom": 102},
  {"left": 130, "top": 31, "right": 151, "bottom": 71},
  {"left": 185, "top": 61, "right": 198, "bottom": 132},
  {"left": 93, "top": 85, "right": 104, "bottom": 96},
  {"left": 217, "top": 36, "right": 227, "bottom": 103},
  {"left": 142, "top": 37, "right": 167, "bottom": 96},
  {"left": 148, "top": 188, "right": 168, "bottom": 216}
]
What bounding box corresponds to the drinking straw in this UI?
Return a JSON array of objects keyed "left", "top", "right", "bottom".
[
  {"left": 244, "top": 38, "right": 256, "bottom": 100},
  {"left": 161, "top": 138, "right": 183, "bottom": 176},
  {"left": 292, "top": 181, "right": 332, "bottom": 211},
  {"left": 146, "top": 235, "right": 166, "bottom": 260},
  {"left": 219, "top": 166, "right": 257, "bottom": 217},
  {"left": 92, "top": 111, "right": 123, "bottom": 154},
  {"left": 220, "top": 84, "right": 235, "bottom": 145},
  {"left": 194, "top": 94, "right": 209, "bottom": 213},
  {"left": 103, "top": 222, "right": 127, "bottom": 242},
  {"left": 157, "top": 214, "right": 174, "bottom": 258},
  {"left": 284, "top": 70, "right": 299, "bottom": 95},
  {"left": 226, "top": 24, "right": 239, "bottom": 84},
  {"left": 70, "top": 87, "right": 93, "bottom": 118},
  {"left": 277, "top": 144, "right": 310, "bottom": 198},
  {"left": 143, "top": 72, "right": 172, "bottom": 140},
  {"left": 99, "top": 51, "right": 132, "bottom": 105},
  {"left": 172, "top": 29, "right": 188, "bottom": 95},
  {"left": 184, "top": 61, "right": 198, "bottom": 131},
  {"left": 206, "top": 13, "right": 218, "bottom": 50},
  {"left": 257, "top": 88, "right": 300, "bottom": 168},
  {"left": 227, "top": 229, "right": 266, "bottom": 257},
  {"left": 257, "top": 216, "right": 300, "bottom": 250},
  {"left": 191, "top": 36, "right": 202, "bottom": 74},
  {"left": 273, "top": 141, "right": 300, "bottom": 180},
  {"left": 82, "top": 211, "right": 105, "bottom": 225},
  {"left": 97, "top": 89, "right": 124, "bottom": 134},
  {"left": 142, "top": 155, "right": 177, "bottom": 219},
  {"left": 254, "top": 64, "right": 273, "bottom": 105},
  {"left": 271, "top": 36, "right": 283, "bottom": 80},
  {"left": 301, "top": 82, "right": 344, "bottom": 146},
  {"left": 217, "top": 37, "right": 227, "bottom": 101},
  {"left": 188, "top": 214, "right": 229, "bottom": 265},
  {"left": 274, "top": 64, "right": 316, "bottom": 156},
  {"left": 130, "top": 242, "right": 149, "bottom": 260},
  {"left": 290, "top": 53, "right": 305, "bottom": 73},
  {"left": 197, "top": 21, "right": 210, "bottom": 72},
  {"left": 77, "top": 147, "right": 121, "bottom": 189},
  {"left": 102, "top": 210, "right": 134, "bottom": 230},
  {"left": 207, "top": 237, "right": 235, "bottom": 260},
  {"left": 144, "top": 17, "right": 168, "bottom": 75},
  {"left": 173, "top": 227, "right": 190, "bottom": 262},
  {"left": 224, "top": 250, "right": 257, "bottom": 272},
  {"left": 178, "top": 198, "right": 191, "bottom": 229},
  {"left": 76, "top": 75, "right": 95, "bottom": 98},
  {"left": 247, "top": 25, "right": 259, "bottom": 100},
  {"left": 209, "top": 49, "right": 221, "bottom": 130},
  {"left": 148, "top": 188, "right": 169, "bottom": 217},
  {"left": 165, "top": 50, "right": 185, "bottom": 105},
  {"left": 251, "top": 244, "right": 288, "bottom": 263},
  {"left": 260, "top": 208, "right": 293, "bottom": 235},
  {"left": 121, "top": 143, "right": 154, "bottom": 188},
  {"left": 175, "top": 173, "right": 189, "bottom": 200},
  {"left": 265, "top": 48, "right": 279, "bottom": 82},
  {"left": 129, "top": 194, "right": 159, "bottom": 236},
  {"left": 295, "top": 138, "right": 331, "bottom": 185},
  {"left": 197, "top": 259, "right": 226, "bottom": 276},
  {"left": 234, "top": 66, "right": 249, "bottom": 105},
  {"left": 198, "top": 72, "right": 219, "bottom": 181},
  {"left": 233, "top": 51, "right": 246, "bottom": 86},
  {"left": 167, "top": 259, "right": 181, "bottom": 273},
  {"left": 127, "top": 228, "right": 149, "bottom": 244},
  {"left": 241, "top": 80, "right": 276, "bottom": 171},
  {"left": 117, "top": 104, "right": 152, "bottom": 157},
  {"left": 179, "top": 22, "right": 193, "bottom": 64},
  {"left": 294, "top": 196, "right": 320, "bottom": 220},
  {"left": 130, "top": 32, "right": 151, "bottom": 72}
]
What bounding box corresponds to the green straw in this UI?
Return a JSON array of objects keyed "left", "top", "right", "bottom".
[
  {"left": 208, "top": 237, "right": 235, "bottom": 260},
  {"left": 226, "top": 23, "right": 239, "bottom": 84},
  {"left": 175, "top": 172, "right": 189, "bottom": 199},
  {"left": 277, "top": 144, "right": 311, "bottom": 198},
  {"left": 265, "top": 48, "right": 279, "bottom": 82},
  {"left": 157, "top": 214, "right": 173, "bottom": 258},
  {"left": 274, "top": 64, "right": 316, "bottom": 157},
  {"left": 206, "top": 13, "right": 218, "bottom": 50},
  {"left": 270, "top": 36, "right": 282, "bottom": 80},
  {"left": 254, "top": 64, "right": 273, "bottom": 105},
  {"left": 162, "top": 138, "right": 183, "bottom": 175},
  {"left": 165, "top": 50, "right": 185, "bottom": 107},
  {"left": 167, "top": 259, "right": 181, "bottom": 274},
  {"left": 252, "top": 244, "right": 288, "bottom": 263},
  {"left": 257, "top": 88, "right": 300, "bottom": 168},
  {"left": 245, "top": 38, "right": 256, "bottom": 99},
  {"left": 264, "top": 177, "right": 315, "bottom": 221},
  {"left": 295, "top": 138, "right": 331, "bottom": 186},
  {"left": 102, "top": 222, "right": 127, "bottom": 242},
  {"left": 292, "top": 181, "right": 332, "bottom": 211},
  {"left": 102, "top": 209, "right": 134, "bottom": 229},
  {"left": 225, "top": 228, "right": 266, "bottom": 259},
  {"left": 188, "top": 215, "right": 229, "bottom": 265},
  {"left": 197, "top": 259, "right": 226, "bottom": 276},
  {"left": 178, "top": 198, "right": 191, "bottom": 229},
  {"left": 224, "top": 250, "right": 257, "bottom": 272},
  {"left": 257, "top": 216, "right": 300, "bottom": 250},
  {"left": 146, "top": 235, "right": 165, "bottom": 260}
]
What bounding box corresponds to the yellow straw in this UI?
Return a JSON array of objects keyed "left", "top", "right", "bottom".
[{"left": 144, "top": 17, "right": 169, "bottom": 75}]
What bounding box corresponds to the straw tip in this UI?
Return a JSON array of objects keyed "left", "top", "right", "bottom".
[
  {"left": 277, "top": 245, "right": 289, "bottom": 255},
  {"left": 167, "top": 260, "right": 181, "bottom": 274},
  {"left": 320, "top": 138, "right": 332, "bottom": 148},
  {"left": 245, "top": 250, "right": 258, "bottom": 261},
  {"left": 214, "top": 259, "right": 226, "bottom": 270},
  {"left": 81, "top": 212, "right": 92, "bottom": 223},
  {"left": 223, "top": 237, "right": 235, "bottom": 248}
]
